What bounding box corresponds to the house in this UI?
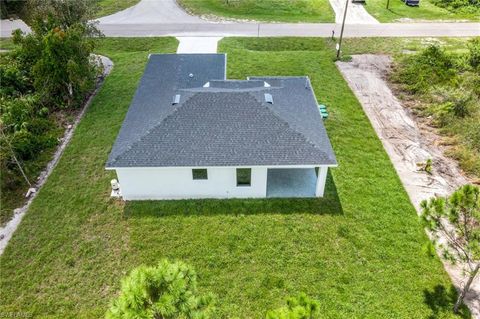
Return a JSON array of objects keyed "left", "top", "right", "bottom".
[{"left": 106, "top": 54, "right": 337, "bottom": 200}]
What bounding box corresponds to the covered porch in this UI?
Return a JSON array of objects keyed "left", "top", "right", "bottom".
[{"left": 266, "top": 167, "right": 328, "bottom": 198}]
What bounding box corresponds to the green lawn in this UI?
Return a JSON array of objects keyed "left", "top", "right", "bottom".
[
  {"left": 336, "top": 37, "right": 471, "bottom": 55},
  {"left": 0, "top": 37, "right": 469, "bottom": 318},
  {"left": 96, "top": 0, "right": 140, "bottom": 18},
  {"left": 363, "top": 0, "right": 480, "bottom": 22},
  {"left": 0, "top": 38, "right": 15, "bottom": 50},
  {"left": 177, "top": 0, "right": 335, "bottom": 22}
]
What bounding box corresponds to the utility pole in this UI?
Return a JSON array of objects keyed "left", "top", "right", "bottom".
[{"left": 336, "top": 0, "right": 349, "bottom": 60}]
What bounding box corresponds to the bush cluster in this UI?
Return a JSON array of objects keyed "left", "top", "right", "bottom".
[
  {"left": 0, "top": 0, "right": 26, "bottom": 19},
  {"left": 431, "top": 0, "right": 479, "bottom": 14},
  {"left": 391, "top": 44, "right": 457, "bottom": 94},
  {"left": 0, "top": 0, "right": 99, "bottom": 219},
  {"left": 392, "top": 38, "right": 480, "bottom": 177}
]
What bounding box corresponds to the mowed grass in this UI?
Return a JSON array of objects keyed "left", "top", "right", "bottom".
[
  {"left": 0, "top": 37, "right": 469, "bottom": 318},
  {"left": 96, "top": 0, "right": 140, "bottom": 18},
  {"left": 0, "top": 37, "right": 179, "bottom": 318},
  {"left": 363, "top": 0, "right": 480, "bottom": 22},
  {"left": 330, "top": 37, "right": 471, "bottom": 55},
  {"left": 0, "top": 38, "right": 15, "bottom": 50},
  {"left": 177, "top": 0, "right": 335, "bottom": 22}
]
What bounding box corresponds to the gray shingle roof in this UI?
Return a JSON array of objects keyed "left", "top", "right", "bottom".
[{"left": 106, "top": 54, "right": 336, "bottom": 168}]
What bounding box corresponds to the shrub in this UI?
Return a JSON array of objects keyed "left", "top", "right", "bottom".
[
  {"left": 392, "top": 45, "right": 456, "bottom": 94},
  {"left": 24, "top": 0, "right": 99, "bottom": 30},
  {"left": 1, "top": 0, "right": 101, "bottom": 220},
  {"left": 431, "top": 88, "right": 473, "bottom": 119},
  {"left": 431, "top": 0, "right": 480, "bottom": 13},
  {"left": 467, "top": 37, "right": 480, "bottom": 70},
  {"left": 1, "top": 94, "right": 40, "bottom": 133},
  {"left": 13, "top": 24, "right": 98, "bottom": 109},
  {"left": 0, "top": 57, "right": 32, "bottom": 98},
  {"left": 266, "top": 293, "right": 320, "bottom": 319},
  {"left": 10, "top": 0, "right": 101, "bottom": 109},
  {"left": 106, "top": 260, "right": 215, "bottom": 319},
  {"left": 0, "top": 0, "right": 26, "bottom": 19},
  {"left": 0, "top": 95, "right": 57, "bottom": 161}
]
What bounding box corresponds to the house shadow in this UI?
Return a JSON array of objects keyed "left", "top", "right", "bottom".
[
  {"left": 423, "top": 285, "right": 470, "bottom": 319},
  {"left": 123, "top": 171, "right": 343, "bottom": 219}
]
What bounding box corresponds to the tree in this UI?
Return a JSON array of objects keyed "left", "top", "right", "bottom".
[
  {"left": 266, "top": 293, "right": 320, "bottom": 319},
  {"left": 421, "top": 184, "right": 480, "bottom": 313},
  {"left": 0, "top": 0, "right": 26, "bottom": 19},
  {"left": 11, "top": 0, "right": 101, "bottom": 109},
  {"left": 106, "top": 260, "right": 215, "bottom": 319},
  {"left": 24, "top": 0, "right": 99, "bottom": 32}
]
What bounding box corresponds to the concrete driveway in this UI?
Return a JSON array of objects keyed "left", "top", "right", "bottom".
[
  {"left": 329, "top": 0, "right": 379, "bottom": 24},
  {"left": 97, "top": 0, "right": 205, "bottom": 24}
]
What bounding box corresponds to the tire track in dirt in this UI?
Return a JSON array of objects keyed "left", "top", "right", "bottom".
[{"left": 336, "top": 54, "right": 479, "bottom": 318}]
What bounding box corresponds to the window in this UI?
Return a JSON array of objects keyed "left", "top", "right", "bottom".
[
  {"left": 192, "top": 169, "right": 208, "bottom": 180},
  {"left": 236, "top": 168, "right": 251, "bottom": 186}
]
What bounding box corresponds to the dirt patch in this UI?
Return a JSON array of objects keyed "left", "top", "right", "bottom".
[{"left": 336, "top": 54, "right": 479, "bottom": 317}]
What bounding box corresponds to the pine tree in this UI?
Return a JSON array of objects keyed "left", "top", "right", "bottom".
[
  {"left": 421, "top": 184, "right": 480, "bottom": 313},
  {"left": 106, "top": 259, "right": 214, "bottom": 319}
]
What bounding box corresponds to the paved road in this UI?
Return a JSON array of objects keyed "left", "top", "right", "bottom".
[
  {"left": 3, "top": 20, "right": 478, "bottom": 38},
  {"left": 0, "top": 0, "right": 479, "bottom": 38},
  {"left": 55, "top": 0, "right": 480, "bottom": 38},
  {"left": 97, "top": 22, "right": 480, "bottom": 37}
]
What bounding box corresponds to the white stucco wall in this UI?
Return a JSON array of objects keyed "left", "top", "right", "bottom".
[
  {"left": 315, "top": 166, "right": 328, "bottom": 197},
  {"left": 115, "top": 167, "right": 268, "bottom": 200}
]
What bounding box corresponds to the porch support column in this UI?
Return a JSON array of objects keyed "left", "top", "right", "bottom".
[{"left": 315, "top": 166, "right": 328, "bottom": 197}]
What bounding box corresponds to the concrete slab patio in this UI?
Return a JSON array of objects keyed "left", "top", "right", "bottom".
[{"left": 267, "top": 168, "right": 317, "bottom": 198}]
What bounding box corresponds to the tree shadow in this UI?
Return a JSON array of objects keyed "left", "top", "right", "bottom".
[
  {"left": 423, "top": 285, "right": 470, "bottom": 319},
  {"left": 123, "top": 171, "right": 343, "bottom": 219}
]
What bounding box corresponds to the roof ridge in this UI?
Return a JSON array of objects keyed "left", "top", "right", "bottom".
[
  {"left": 249, "top": 93, "right": 332, "bottom": 161},
  {"left": 108, "top": 92, "right": 198, "bottom": 165}
]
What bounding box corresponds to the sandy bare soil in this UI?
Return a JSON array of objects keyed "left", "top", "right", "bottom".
[
  {"left": 0, "top": 56, "right": 113, "bottom": 255},
  {"left": 336, "top": 54, "right": 479, "bottom": 318}
]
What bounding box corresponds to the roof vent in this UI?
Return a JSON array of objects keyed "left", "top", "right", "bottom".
[
  {"left": 264, "top": 93, "right": 273, "bottom": 104},
  {"left": 172, "top": 94, "right": 181, "bottom": 105},
  {"left": 203, "top": 82, "right": 210, "bottom": 87},
  {"left": 189, "top": 73, "right": 194, "bottom": 78},
  {"left": 264, "top": 81, "right": 271, "bottom": 87}
]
